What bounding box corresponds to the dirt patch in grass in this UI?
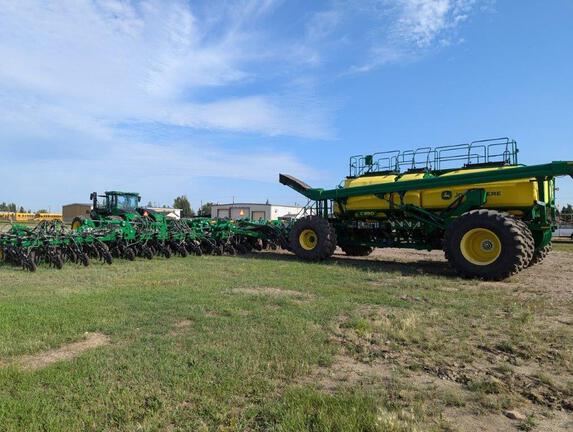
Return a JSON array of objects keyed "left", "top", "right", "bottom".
[
  {"left": 511, "top": 252, "right": 573, "bottom": 302},
  {"left": 174, "top": 319, "right": 192, "bottom": 328},
  {"left": 322, "top": 304, "right": 573, "bottom": 430},
  {"left": 348, "top": 308, "right": 569, "bottom": 406},
  {"left": 231, "top": 287, "right": 314, "bottom": 301},
  {"left": 169, "top": 319, "right": 193, "bottom": 336},
  {"left": 445, "top": 407, "right": 573, "bottom": 432},
  {"left": 14, "top": 332, "right": 110, "bottom": 371},
  {"left": 302, "top": 353, "right": 394, "bottom": 393},
  {"left": 443, "top": 408, "right": 516, "bottom": 432},
  {"left": 205, "top": 310, "right": 222, "bottom": 318}
]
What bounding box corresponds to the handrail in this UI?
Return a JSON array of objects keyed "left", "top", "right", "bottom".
[{"left": 350, "top": 137, "right": 518, "bottom": 176}]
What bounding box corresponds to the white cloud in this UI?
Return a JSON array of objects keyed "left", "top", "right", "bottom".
[
  {"left": 393, "top": 0, "right": 452, "bottom": 47},
  {"left": 0, "top": 0, "right": 328, "bottom": 139},
  {"left": 305, "top": 0, "right": 485, "bottom": 74}
]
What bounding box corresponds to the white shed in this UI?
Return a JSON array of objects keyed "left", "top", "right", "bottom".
[{"left": 210, "top": 203, "right": 303, "bottom": 221}]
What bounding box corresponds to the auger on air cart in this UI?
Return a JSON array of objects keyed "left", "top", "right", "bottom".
[{"left": 280, "top": 138, "right": 573, "bottom": 280}]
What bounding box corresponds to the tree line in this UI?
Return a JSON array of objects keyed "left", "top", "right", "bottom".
[
  {"left": 0, "top": 202, "right": 28, "bottom": 213},
  {"left": 172, "top": 196, "right": 213, "bottom": 218}
]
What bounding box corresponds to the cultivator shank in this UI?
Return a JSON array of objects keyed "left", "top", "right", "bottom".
[{"left": 0, "top": 212, "right": 290, "bottom": 272}]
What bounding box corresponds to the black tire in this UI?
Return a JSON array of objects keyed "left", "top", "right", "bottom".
[
  {"left": 289, "top": 216, "right": 337, "bottom": 261},
  {"left": 124, "top": 248, "right": 136, "bottom": 261},
  {"left": 529, "top": 243, "right": 552, "bottom": 266},
  {"left": 224, "top": 244, "right": 236, "bottom": 256},
  {"left": 444, "top": 210, "right": 530, "bottom": 280},
  {"left": 26, "top": 258, "right": 37, "bottom": 272},
  {"left": 513, "top": 219, "right": 535, "bottom": 269},
  {"left": 80, "top": 253, "right": 90, "bottom": 267},
  {"left": 143, "top": 247, "right": 153, "bottom": 260},
  {"left": 66, "top": 249, "right": 77, "bottom": 264},
  {"left": 102, "top": 248, "right": 113, "bottom": 265},
  {"left": 52, "top": 254, "right": 64, "bottom": 270},
  {"left": 163, "top": 245, "right": 172, "bottom": 259},
  {"left": 340, "top": 245, "right": 374, "bottom": 257}
]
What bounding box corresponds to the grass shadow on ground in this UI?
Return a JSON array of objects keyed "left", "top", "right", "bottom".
[{"left": 239, "top": 250, "right": 456, "bottom": 278}]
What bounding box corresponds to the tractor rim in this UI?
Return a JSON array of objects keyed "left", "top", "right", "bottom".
[
  {"left": 71, "top": 220, "right": 81, "bottom": 230},
  {"left": 460, "top": 228, "right": 502, "bottom": 266},
  {"left": 299, "top": 229, "right": 318, "bottom": 251}
]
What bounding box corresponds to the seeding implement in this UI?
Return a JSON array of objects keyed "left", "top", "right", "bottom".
[
  {"left": 2, "top": 138, "right": 571, "bottom": 280},
  {"left": 0, "top": 221, "right": 112, "bottom": 271},
  {"left": 281, "top": 138, "right": 573, "bottom": 280},
  {"left": 0, "top": 191, "right": 288, "bottom": 271}
]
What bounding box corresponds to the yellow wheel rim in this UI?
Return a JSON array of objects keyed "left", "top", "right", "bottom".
[
  {"left": 71, "top": 220, "right": 82, "bottom": 230},
  {"left": 299, "top": 229, "right": 318, "bottom": 251},
  {"left": 460, "top": 228, "right": 502, "bottom": 266}
]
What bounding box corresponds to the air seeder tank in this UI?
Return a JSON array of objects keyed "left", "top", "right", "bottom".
[{"left": 280, "top": 138, "right": 573, "bottom": 280}]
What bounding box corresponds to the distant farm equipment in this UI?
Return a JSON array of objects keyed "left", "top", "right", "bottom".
[
  {"left": 0, "top": 191, "right": 288, "bottom": 271},
  {"left": 281, "top": 137, "right": 573, "bottom": 280},
  {"left": 0, "top": 212, "right": 62, "bottom": 222}
]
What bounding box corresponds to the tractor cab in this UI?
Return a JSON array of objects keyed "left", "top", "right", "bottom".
[{"left": 90, "top": 191, "right": 141, "bottom": 219}]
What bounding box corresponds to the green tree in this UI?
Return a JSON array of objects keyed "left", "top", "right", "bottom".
[
  {"left": 198, "top": 202, "right": 213, "bottom": 217},
  {"left": 173, "top": 196, "right": 194, "bottom": 218}
]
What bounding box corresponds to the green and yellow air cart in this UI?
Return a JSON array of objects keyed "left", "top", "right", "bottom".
[{"left": 280, "top": 138, "right": 573, "bottom": 280}]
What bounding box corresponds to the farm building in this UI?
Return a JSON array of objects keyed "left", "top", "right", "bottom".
[
  {"left": 211, "top": 203, "right": 303, "bottom": 221},
  {"left": 62, "top": 203, "right": 91, "bottom": 222}
]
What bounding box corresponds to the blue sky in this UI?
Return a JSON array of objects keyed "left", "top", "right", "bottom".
[{"left": 1, "top": 0, "right": 572, "bottom": 211}]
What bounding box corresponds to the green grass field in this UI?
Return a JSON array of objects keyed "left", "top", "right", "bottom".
[
  {"left": 0, "top": 251, "right": 572, "bottom": 431},
  {"left": 552, "top": 241, "right": 573, "bottom": 253}
]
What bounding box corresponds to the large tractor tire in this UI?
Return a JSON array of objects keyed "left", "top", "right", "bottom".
[
  {"left": 444, "top": 210, "right": 531, "bottom": 280},
  {"left": 529, "top": 243, "right": 552, "bottom": 267},
  {"left": 513, "top": 219, "right": 535, "bottom": 268},
  {"left": 289, "top": 216, "right": 337, "bottom": 261},
  {"left": 340, "top": 245, "right": 374, "bottom": 257}
]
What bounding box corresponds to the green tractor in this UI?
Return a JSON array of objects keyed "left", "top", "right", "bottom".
[
  {"left": 280, "top": 138, "right": 573, "bottom": 280},
  {"left": 70, "top": 191, "right": 141, "bottom": 227},
  {"left": 71, "top": 191, "right": 173, "bottom": 260}
]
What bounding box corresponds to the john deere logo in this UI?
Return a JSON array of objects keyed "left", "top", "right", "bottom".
[{"left": 441, "top": 191, "right": 453, "bottom": 200}]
